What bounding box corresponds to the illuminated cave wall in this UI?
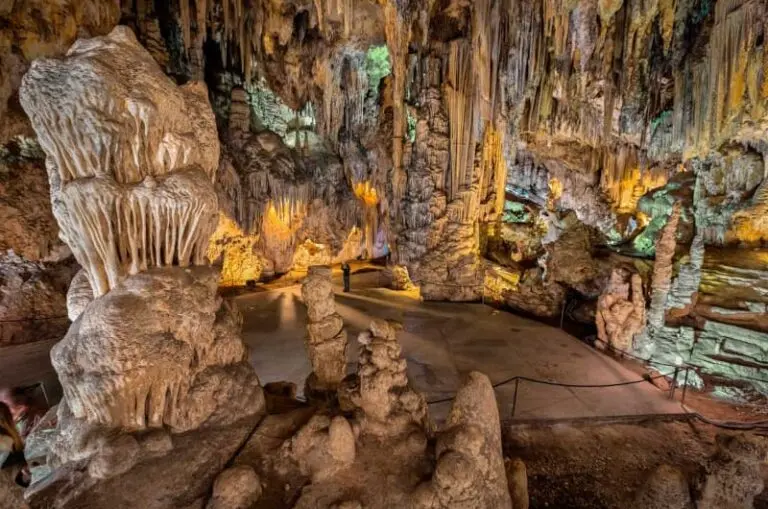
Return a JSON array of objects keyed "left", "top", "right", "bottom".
[{"left": 1, "top": 0, "right": 766, "bottom": 394}]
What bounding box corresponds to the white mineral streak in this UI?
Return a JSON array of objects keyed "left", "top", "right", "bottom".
[{"left": 20, "top": 27, "right": 220, "bottom": 296}]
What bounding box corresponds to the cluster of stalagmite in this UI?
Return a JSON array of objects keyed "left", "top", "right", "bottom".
[
  {"left": 596, "top": 268, "right": 646, "bottom": 351},
  {"left": 301, "top": 265, "right": 348, "bottom": 393},
  {"left": 344, "top": 319, "right": 429, "bottom": 438}
]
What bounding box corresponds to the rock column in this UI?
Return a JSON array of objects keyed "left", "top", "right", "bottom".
[{"left": 301, "top": 265, "right": 348, "bottom": 393}]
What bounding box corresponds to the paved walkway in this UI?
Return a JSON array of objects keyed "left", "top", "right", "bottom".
[
  {"left": 237, "top": 270, "right": 684, "bottom": 422},
  {"left": 0, "top": 268, "right": 684, "bottom": 421}
]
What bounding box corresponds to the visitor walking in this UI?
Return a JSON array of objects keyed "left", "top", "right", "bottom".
[{"left": 342, "top": 262, "right": 351, "bottom": 292}]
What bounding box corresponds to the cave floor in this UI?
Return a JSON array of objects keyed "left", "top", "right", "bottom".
[{"left": 237, "top": 268, "right": 685, "bottom": 422}]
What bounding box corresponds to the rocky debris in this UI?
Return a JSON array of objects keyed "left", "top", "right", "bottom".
[
  {"left": 412, "top": 372, "right": 512, "bottom": 509},
  {"left": 596, "top": 268, "right": 646, "bottom": 351},
  {"left": 633, "top": 464, "right": 693, "bottom": 509},
  {"left": 281, "top": 415, "right": 356, "bottom": 483},
  {"left": 505, "top": 457, "right": 529, "bottom": 509},
  {"left": 301, "top": 265, "right": 348, "bottom": 393},
  {"left": 26, "top": 413, "right": 263, "bottom": 509},
  {"left": 206, "top": 465, "right": 263, "bottom": 509},
  {"left": 695, "top": 434, "right": 766, "bottom": 509},
  {"left": 347, "top": 319, "right": 429, "bottom": 439}
]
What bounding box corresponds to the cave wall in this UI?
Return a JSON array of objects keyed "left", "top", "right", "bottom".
[{"left": 1, "top": 0, "right": 767, "bottom": 397}]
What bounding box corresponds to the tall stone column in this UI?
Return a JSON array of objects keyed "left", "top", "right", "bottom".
[
  {"left": 301, "top": 265, "right": 348, "bottom": 394},
  {"left": 19, "top": 26, "right": 265, "bottom": 484}
]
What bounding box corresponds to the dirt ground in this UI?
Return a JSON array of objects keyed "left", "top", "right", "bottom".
[{"left": 504, "top": 419, "right": 768, "bottom": 509}]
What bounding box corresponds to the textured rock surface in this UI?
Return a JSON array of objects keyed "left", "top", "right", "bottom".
[
  {"left": 633, "top": 464, "right": 693, "bottom": 509},
  {"left": 695, "top": 434, "right": 766, "bottom": 509},
  {"left": 52, "top": 266, "right": 264, "bottom": 433},
  {"left": 26, "top": 413, "right": 262, "bottom": 509},
  {"left": 206, "top": 465, "right": 263, "bottom": 509},
  {"left": 348, "top": 319, "right": 429, "bottom": 438},
  {"left": 301, "top": 265, "right": 348, "bottom": 392},
  {"left": 505, "top": 458, "right": 529, "bottom": 509},
  {"left": 20, "top": 26, "right": 220, "bottom": 297},
  {"left": 596, "top": 268, "right": 646, "bottom": 351},
  {"left": 412, "top": 372, "right": 512, "bottom": 509}
]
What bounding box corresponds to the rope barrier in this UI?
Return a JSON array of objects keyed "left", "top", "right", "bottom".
[{"left": 425, "top": 370, "right": 675, "bottom": 406}]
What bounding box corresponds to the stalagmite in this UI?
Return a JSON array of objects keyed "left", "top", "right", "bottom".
[
  {"left": 301, "top": 265, "right": 348, "bottom": 393},
  {"left": 346, "top": 319, "right": 429, "bottom": 438},
  {"left": 647, "top": 203, "right": 681, "bottom": 329},
  {"left": 412, "top": 372, "right": 512, "bottom": 509}
]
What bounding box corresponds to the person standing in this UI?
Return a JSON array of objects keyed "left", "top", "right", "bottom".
[{"left": 342, "top": 262, "right": 351, "bottom": 292}]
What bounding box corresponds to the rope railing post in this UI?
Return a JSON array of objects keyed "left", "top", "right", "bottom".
[
  {"left": 670, "top": 366, "right": 680, "bottom": 400},
  {"left": 511, "top": 378, "right": 520, "bottom": 418},
  {"left": 681, "top": 367, "right": 690, "bottom": 405}
]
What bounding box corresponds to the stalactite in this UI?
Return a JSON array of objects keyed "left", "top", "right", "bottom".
[
  {"left": 445, "top": 40, "right": 474, "bottom": 203},
  {"left": 599, "top": 145, "right": 668, "bottom": 212},
  {"left": 382, "top": 0, "right": 409, "bottom": 204}
]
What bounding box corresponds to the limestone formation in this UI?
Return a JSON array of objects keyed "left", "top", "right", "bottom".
[
  {"left": 20, "top": 26, "right": 220, "bottom": 298},
  {"left": 505, "top": 458, "right": 529, "bottom": 509},
  {"left": 596, "top": 268, "right": 646, "bottom": 351},
  {"left": 13, "top": 28, "right": 269, "bottom": 509},
  {"left": 348, "top": 319, "right": 429, "bottom": 438},
  {"left": 646, "top": 204, "right": 682, "bottom": 330},
  {"left": 301, "top": 265, "right": 348, "bottom": 392},
  {"left": 389, "top": 264, "right": 416, "bottom": 291},
  {"left": 52, "top": 267, "right": 263, "bottom": 433},
  {"left": 412, "top": 372, "right": 512, "bottom": 509},
  {"left": 281, "top": 414, "right": 356, "bottom": 483}
]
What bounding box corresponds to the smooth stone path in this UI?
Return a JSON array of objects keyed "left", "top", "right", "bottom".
[{"left": 237, "top": 269, "right": 684, "bottom": 422}]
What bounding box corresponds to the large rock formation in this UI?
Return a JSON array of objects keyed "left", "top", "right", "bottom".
[
  {"left": 19, "top": 26, "right": 265, "bottom": 508},
  {"left": 596, "top": 268, "right": 646, "bottom": 351}
]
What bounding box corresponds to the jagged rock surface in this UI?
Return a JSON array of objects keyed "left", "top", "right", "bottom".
[{"left": 347, "top": 319, "right": 429, "bottom": 438}]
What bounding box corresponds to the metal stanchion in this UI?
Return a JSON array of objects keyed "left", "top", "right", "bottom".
[
  {"left": 669, "top": 366, "right": 680, "bottom": 400},
  {"left": 511, "top": 378, "right": 520, "bottom": 418},
  {"left": 681, "top": 367, "right": 690, "bottom": 404}
]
